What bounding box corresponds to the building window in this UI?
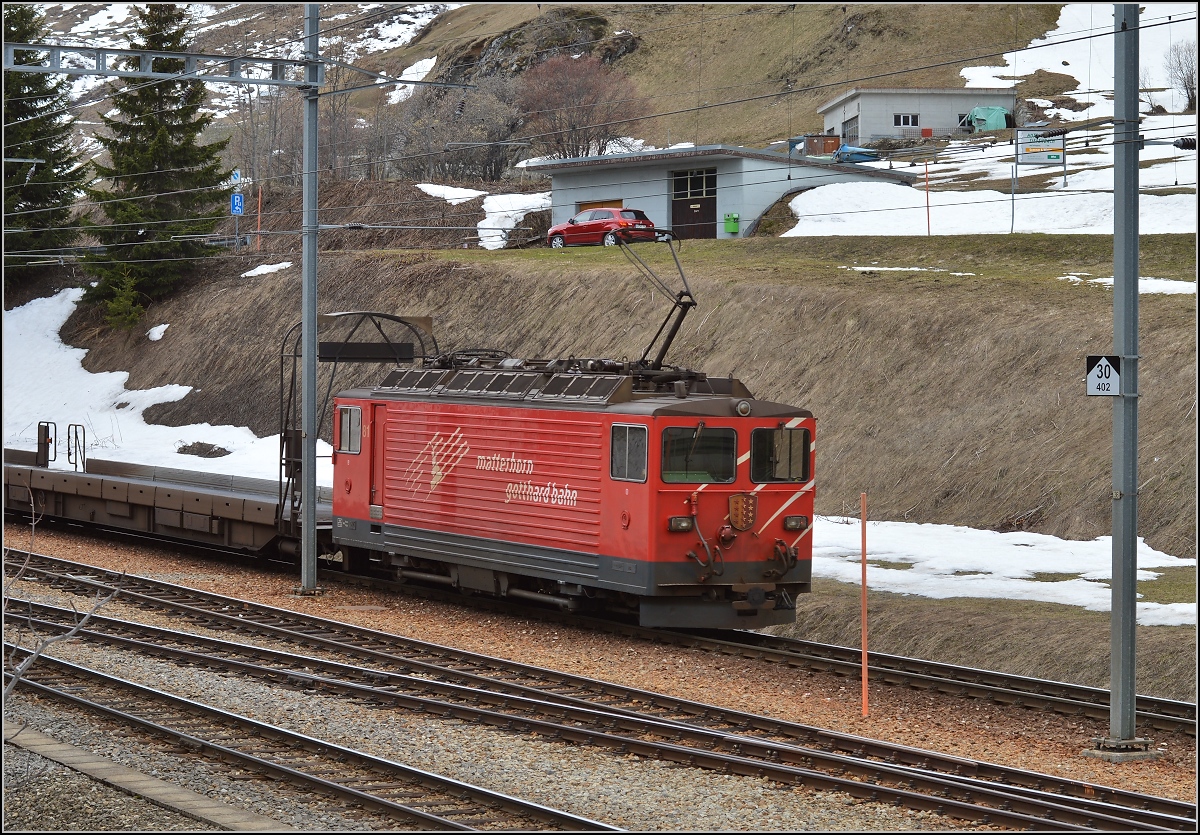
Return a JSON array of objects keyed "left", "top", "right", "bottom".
[
  {"left": 893, "top": 113, "right": 920, "bottom": 127},
  {"left": 672, "top": 168, "right": 716, "bottom": 200}
]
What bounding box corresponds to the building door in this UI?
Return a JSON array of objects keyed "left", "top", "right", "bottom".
[
  {"left": 840, "top": 115, "right": 858, "bottom": 146},
  {"left": 671, "top": 168, "right": 717, "bottom": 239}
]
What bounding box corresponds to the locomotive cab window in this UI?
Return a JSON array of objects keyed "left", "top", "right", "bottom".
[
  {"left": 336, "top": 406, "right": 362, "bottom": 454},
  {"left": 750, "top": 427, "right": 810, "bottom": 483},
  {"left": 610, "top": 424, "right": 647, "bottom": 482},
  {"left": 661, "top": 424, "right": 736, "bottom": 483}
]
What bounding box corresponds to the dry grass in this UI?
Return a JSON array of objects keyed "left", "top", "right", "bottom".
[
  {"left": 17, "top": 7, "right": 1193, "bottom": 697},
  {"left": 52, "top": 225, "right": 1196, "bottom": 566},
  {"left": 24, "top": 171, "right": 1194, "bottom": 703},
  {"left": 332, "top": 3, "right": 1068, "bottom": 149},
  {"left": 25, "top": 223, "right": 1197, "bottom": 705}
]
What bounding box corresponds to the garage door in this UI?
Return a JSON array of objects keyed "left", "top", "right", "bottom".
[{"left": 578, "top": 199, "right": 623, "bottom": 213}]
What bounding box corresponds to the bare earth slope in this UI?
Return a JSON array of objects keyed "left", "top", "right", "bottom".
[{"left": 57, "top": 227, "right": 1197, "bottom": 562}]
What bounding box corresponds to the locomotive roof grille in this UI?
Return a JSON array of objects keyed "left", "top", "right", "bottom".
[
  {"left": 376, "top": 368, "right": 628, "bottom": 404},
  {"left": 443, "top": 370, "right": 542, "bottom": 398},
  {"left": 536, "top": 374, "right": 625, "bottom": 401}
]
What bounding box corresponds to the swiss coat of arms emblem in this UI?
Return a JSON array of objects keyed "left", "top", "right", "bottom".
[{"left": 729, "top": 493, "right": 757, "bottom": 531}]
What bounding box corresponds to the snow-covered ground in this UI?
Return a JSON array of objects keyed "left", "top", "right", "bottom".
[
  {"left": 414, "top": 185, "right": 552, "bottom": 250},
  {"left": 415, "top": 184, "right": 487, "bottom": 205},
  {"left": 784, "top": 4, "right": 1197, "bottom": 237},
  {"left": 476, "top": 192, "right": 552, "bottom": 250}
]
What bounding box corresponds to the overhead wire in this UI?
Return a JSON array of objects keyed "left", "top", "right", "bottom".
[
  {"left": 4, "top": 4, "right": 1143, "bottom": 133},
  {"left": 11, "top": 5, "right": 1191, "bottom": 141},
  {"left": 9, "top": 123, "right": 1195, "bottom": 261},
  {"left": 6, "top": 118, "right": 1196, "bottom": 255},
  {"left": 5, "top": 8, "right": 1195, "bottom": 246},
  {"left": 9, "top": 115, "right": 1190, "bottom": 231}
]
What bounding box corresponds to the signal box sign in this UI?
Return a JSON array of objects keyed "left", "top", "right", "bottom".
[
  {"left": 1086, "top": 355, "right": 1121, "bottom": 396},
  {"left": 1016, "top": 129, "right": 1064, "bottom": 165}
]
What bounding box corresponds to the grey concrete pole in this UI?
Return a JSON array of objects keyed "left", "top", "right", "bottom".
[
  {"left": 299, "top": 4, "right": 320, "bottom": 592},
  {"left": 1109, "top": 2, "right": 1140, "bottom": 745}
]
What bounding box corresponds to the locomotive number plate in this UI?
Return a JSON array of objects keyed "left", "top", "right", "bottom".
[{"left": 729, "top": 493, "right": 757, "bottom": 531}]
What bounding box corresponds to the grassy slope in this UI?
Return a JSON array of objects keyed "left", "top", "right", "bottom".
[{"left": 378, "top": 3, "right": 1067, "bottom": 147}]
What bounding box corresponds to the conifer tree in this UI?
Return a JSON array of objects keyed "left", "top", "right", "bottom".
[
  {"left": 3, "top": 4, "right": 86, "bottom": 284},
  {"left": 82, "top": 3, "right": 231, "bottom": 325}
]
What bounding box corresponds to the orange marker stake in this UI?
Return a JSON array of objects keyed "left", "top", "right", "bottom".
[
  {"left": 860, "top": 491, "right": 869, "bottom": 717},
  {"left": 925, "top": 161, "right": 931, "bottom": 236}
]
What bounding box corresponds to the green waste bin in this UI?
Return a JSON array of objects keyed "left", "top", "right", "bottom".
[{"left": 723, "top": 213, "right": 740, "bottom": 234}]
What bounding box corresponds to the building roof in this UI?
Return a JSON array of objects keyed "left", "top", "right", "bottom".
[
  {"left": 524, "top": 144, "right": 916, "bottom": 183},
  {"left": 817, "top": 86, "right": 1018, "bottom": 114}
]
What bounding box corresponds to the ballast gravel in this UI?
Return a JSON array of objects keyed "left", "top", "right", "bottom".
[
  {"left": 5, "top": 639, "right": 961, "bottom": 832},
  {"left": 3, "top": 742, "right": 221, "bottom": 832},
  {"left": 4, "top": 525, "right": 1195, "bottom": 831}
]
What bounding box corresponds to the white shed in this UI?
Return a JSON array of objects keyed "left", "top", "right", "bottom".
[
  {"left": 525, "top": 145, "right": 916, "bottom": 240},
  {"left": 817, "top": 87, "right": 1018, "bottom": 145}
]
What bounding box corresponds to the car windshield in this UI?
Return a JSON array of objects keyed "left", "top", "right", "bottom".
[{"left": 620, "top": 210, "right": 649, "bottom": 221}]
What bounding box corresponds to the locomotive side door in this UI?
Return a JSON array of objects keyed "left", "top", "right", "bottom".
[{"left": 370, "top": 403, "right": 387, "bottom": 513}]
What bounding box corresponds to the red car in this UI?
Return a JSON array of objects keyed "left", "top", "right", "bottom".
[{"left": 547, "top": 207, "right": 656, "bottom": 248}]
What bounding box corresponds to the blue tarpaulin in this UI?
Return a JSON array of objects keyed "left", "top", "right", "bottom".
[{"left": 832, "top": 144, "right": 881, "bottom": 163}]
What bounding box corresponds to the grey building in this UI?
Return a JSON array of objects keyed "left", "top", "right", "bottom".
[
  {"left": 817, "top": 87, "right": 1018, "bottom": 145},
  {"left": 525, "top": 145, "right": 916, "bottom": 239}
]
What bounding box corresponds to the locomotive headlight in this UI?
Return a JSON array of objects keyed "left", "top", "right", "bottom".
[
  {"left": 667, "top": 516, "right": 694, "bottom": 532},
  {"left": 735, "top": 399, "right": 752, "bottom": 417},
  {"left": 783, "top": 515, "right": 810, "bottom": 531}
]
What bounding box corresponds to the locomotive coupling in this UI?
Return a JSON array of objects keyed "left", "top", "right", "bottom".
[{"left": 730, "top": 583, "right": 776, "bottom": 611}]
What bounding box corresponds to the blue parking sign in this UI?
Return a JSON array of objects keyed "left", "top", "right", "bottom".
[{"left": 231, "top": 193, "right": 244, "bottom": 215}]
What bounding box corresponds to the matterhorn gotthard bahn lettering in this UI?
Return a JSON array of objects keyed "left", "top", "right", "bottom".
[{"left": 405, "top": 430, "right": 577, "bottom": 507}]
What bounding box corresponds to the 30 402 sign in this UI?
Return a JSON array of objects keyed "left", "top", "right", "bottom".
[{"left": 1086, "top": 355, "right": 1121, "bottom": 396}]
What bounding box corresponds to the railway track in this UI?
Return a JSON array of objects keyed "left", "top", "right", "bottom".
[
  {"left": 647, "top": 628, "right": 1198, "bottom": 736},
  {"left": 8, "top": 548, "right": 1196, "bottom": 737},
  {"left": 10, "top": 599, "right": 1197, "bottom": 832},
  {"left": 10, "top": 528, "right": 1196, "bottom": 738},
  {"left": 6, "top": 556, "right": 1196, "bottom": 831},
  {"left": 2, "top": 645, "right": 616, "bottom": 832},
  {"left": 328, "top": 562, "right": 1199, "bottom": 736}
]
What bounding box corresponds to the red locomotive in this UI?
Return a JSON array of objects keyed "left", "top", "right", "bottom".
[
  {"left": 330, "top": 357, "right": 814, "bottom": 628},
  {"left": 329, "top": 236, "right": 815, "bottom": 628}
]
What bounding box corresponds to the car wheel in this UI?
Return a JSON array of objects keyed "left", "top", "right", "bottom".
[
  {"left": 549, "top": 235, "right": 565, "bottom": 249},
  {"left": 602, "top": 231, "right": 619, "bottom": 246}
]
